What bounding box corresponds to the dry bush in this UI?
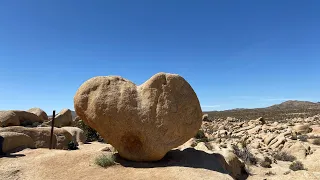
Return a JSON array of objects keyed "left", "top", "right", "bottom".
[
  {"left": 260, "top": 157, "right": 272, "bottom": 168},
  {"left": 95, "top": 154, "right": 116, "bottom": 167},
  {"left": 273, "top": 151, "right": 296, "bottom": 162},
  {"left": 289, "top": 161, "right": 306, "bottom": 171},
  {"left": 232, "top": 145, "right": 257, "bottom": 165}
]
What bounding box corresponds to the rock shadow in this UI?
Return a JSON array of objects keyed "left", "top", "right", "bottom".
[
  {"left": 0, "top": 153, "right": 26, "bottom": 158},
  {"left": 116, "top": 147, "right": 246, "bottom": 178}
]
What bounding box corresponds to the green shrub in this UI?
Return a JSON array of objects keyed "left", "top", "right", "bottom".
[
  {"left": 273, "top": 151, "right": 296, "bottom": 162},
  {"left": 195, "top": 129, "right": 206, "bottom": 139},
  {"left": 95, "top": 154, "right": 116, "bottom": 167},
  {"left": 75, "top": 120, "right": 103, "bottom": 142},
  {"left": 289, "top": 161, "right": 306, "bottom": 171},
  {"left": 260, "top": 157, "right": 272, "bottom": 168},
  {"left": 194, "top": 129, "right": 208, "bottom": 142},
  {"left": 68, "top": 141, "right": 78, "bottom": 150}
]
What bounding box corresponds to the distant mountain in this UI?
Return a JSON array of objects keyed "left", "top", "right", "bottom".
[
  {"left": 205, "top": 100, "right": 320, "bottom": 121},
  {"left": 266, "top": 100, "right": 320, "bottom": 110}
]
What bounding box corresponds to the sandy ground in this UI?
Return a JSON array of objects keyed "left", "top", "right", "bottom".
[
  {"left": 1, "top": 142, "right": 320, "bottom": 180},
  {"left": 0, "top": 142, "right": 232, "bottom": 180}
]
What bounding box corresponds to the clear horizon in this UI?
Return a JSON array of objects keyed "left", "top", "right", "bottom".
[{"left": 1, "top": 1, "right": 319, "bottom": 113}]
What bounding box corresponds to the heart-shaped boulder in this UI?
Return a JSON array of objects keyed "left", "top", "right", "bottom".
[{"left": 74, "top": 72, "right": 202, "bottom": 161}]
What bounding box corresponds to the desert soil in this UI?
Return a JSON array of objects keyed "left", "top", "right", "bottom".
[{"left": 1, "top": 141, "right": 320, "bottom": 180}]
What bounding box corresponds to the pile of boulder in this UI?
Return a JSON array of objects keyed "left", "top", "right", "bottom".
[
  {"left": 0, "top": 108, "right": 86, "bottom": 154},
  {"left": 199, "top": 114, "right": 320, "bottom": 170}
]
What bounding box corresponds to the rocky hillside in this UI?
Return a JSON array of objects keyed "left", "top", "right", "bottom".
[{"left": 206, "top": 100, "right": 320, "bottom": 121}]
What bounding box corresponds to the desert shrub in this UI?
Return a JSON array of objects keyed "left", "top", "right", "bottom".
[
  {"left": 232, "top": 145, "right": 257, "bottom": 165},
  {"left": 289, "top": 161, "right": 306, "bottom": 171},
  {"left": 68, "top": 141, "right": 78, "bottom": 150},
  {"left": 191, "top": 141, "right": 198, "bottom": 147},
  {"left": 95, "top": 154, "right": 116, "bottom": 167},
  {"left": 195, "top": 129, "right": 208, "bottom": 142},
  {"left": 311, "top": 138, "right": 320, "bottom": 145},
  {"left": 273, "top": 151, "right": 296, "bottom": 162},
  {"left": 298, "top": 135, "right": 308, "bottom": 142},
  {"left": 260, "top": 157, "right": 272, "bottom": 168},
  {"left": 265, "top": 171, "right": 276, "bottom": 176},
  {"left": 195, "top": 129, "right": 205, "bottom": 139},
  {"left": 75, "top": 120, "right": 102, "bottom": 142}
]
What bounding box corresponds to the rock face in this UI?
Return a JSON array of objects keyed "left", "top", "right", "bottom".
[
  {"left": 0, "top": 110, "right": 43, "bottom": 127},
  {"left": 0, "top": 126, "right": 73, "bottom": 150},
  {"left": 293, "top": 124, "right": 312, "bottom": 134},
  {"left": 27, "top": 108, "right": 48, "bottom": 121},
  {"left": 0, "top": 132, "right": 35, "bottom": 153},
  {"left": 0, "top": 111, "right": 20, "bottom": 127},
  {"left": 74, "top": 72, "right": 202, "bottom": 161},
  {"left": 46, "top": 109, "right": 72, "bottom": 127},
  {"left": 62, "top": 127, "right": 86, "bottom": 145}
]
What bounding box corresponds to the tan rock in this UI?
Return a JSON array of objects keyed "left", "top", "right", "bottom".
[
  {"left": 219, "top": 149, "right": 246, "bottom": 179},
  {"left": 74, "top": 72, "right": 202, "bottom": 161},
  {"left": 0, "top": 110, "right": 20, "bottom": 127},
  {"left": 62, "top": 126, "right": 86, "bottom": 145},
  {"left": 194, "top": 142, "right": 211, "bottom": 153},
  {"left": 99, "top": 144, "right": 116, "bottom": 152},
  {"left": 0, "top": 110, "right": 43, "bottom": 127},
  {"left": 46, "top": 109, "right": 72, "bottom": 127},
  {"left": 247, "top": 125, "right": 262, "bottom": 134},
  {"left": 202, "top": 114, "right": 209, "bottom": 121},
  {"left": 293, "top": 123, "right": 312, "bottom": 134},
  {"left": 0, "top": 131, "right": 35, "bottom": 153},
  {"left": 175, "top": 138, "right": 197, "bottom": 150},
  {"left": 269, "top": 134, "right": 286, "bottom": 149},
  {"left": 283, "top": 141, "right": 310, "bottom": 159},
  {"left": 248, "top": 117, "right": 265, "bottom": 126},
  {"left": 263, "top": 134, "right": 277, "bottom": 145},
  {"left": 226, "top": 117, "right": 237, "bottom": 122},
  {"left": 0, "top": 126, "right": 72, "bottom": 150},
  {"left": 27, "top": 108, "right": 48, "bottom": 121}
]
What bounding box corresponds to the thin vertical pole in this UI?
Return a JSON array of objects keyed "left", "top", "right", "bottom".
[{"left": 49, "top": 110, "right": 55, "bottom": 149}]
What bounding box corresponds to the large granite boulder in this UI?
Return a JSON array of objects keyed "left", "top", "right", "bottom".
[
  {"left": 27, "top": 108, "right": 48, "bottom": 121},
  {"left": 0, "top": 132, "right": 35, "bottom": 153},
  {"left": 74, "top": 72, "right": 202, "bottom": 161},
  {"left": 0, "top": 126, "right": 72, "bottom": 150},
  {"left": 0, "top": 110, "right": 43, "bottom": 127},
  {"left": 46, "top": 109, "right": 72, "bottom": 127}
]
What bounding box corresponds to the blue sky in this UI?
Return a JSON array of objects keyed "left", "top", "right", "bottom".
[{"left": 0, "top": 1, "right": 319, "bottom": 113}]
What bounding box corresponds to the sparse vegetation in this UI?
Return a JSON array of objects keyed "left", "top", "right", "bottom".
[
  {"left": 260, "top": 157, "right": 272, "bottom": 168},
  {"left": 76, "top": 120, "right": 103, "bottom": 142},
  {"left": 232, "top": 145, "right": 257, "bottom": 165},
  {"left": 312, "top": 138, "right": 320, "bottom": 145},
  {"left": 273, "top": 151, "right": 296, "bottom": 162},
  {"left": 289, "top": 161, "right": 306, "bottom": 171},
  {"left": 95, "top": 154, "right": 116, "bottom": 167},
  {"left": 67, "top": 141, "right": 78, "bottom": 150},
  {"left": 194, "top": 129, "right": 208, "bottom": 142},
  {"left": 298, "top": 135, "right": 308, "bottom": 142}
]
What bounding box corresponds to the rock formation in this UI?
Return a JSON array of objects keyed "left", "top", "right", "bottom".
[{"left": 74, "top": 72, "right": 202, "bottom": 161}]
